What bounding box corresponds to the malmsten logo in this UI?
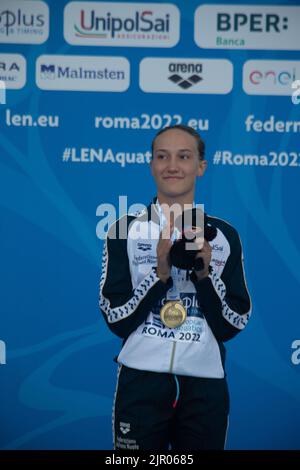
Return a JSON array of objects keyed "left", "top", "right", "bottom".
[{"left": 168, "top": 62, "right": 203, "bottom": 89}]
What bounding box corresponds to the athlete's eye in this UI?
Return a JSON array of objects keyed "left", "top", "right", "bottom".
[
  {"left": 179, "top": 154, "right": 190, "bottom": 159},
  {"left": 156, "top": 153, "right": 167, "bottom": 159}
]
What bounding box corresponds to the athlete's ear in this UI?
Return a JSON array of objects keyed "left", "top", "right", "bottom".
[{"left": 197, "top": 159, "right": 207, "bottom": 177}]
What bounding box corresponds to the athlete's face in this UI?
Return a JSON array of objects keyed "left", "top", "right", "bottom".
[{"left": 150, "top": 129, "right": 207, "bottom": 200}]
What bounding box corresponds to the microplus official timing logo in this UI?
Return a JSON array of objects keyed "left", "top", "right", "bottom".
[
  {"left": 194, "top": 5, "right": 300, "bottom": 50},
  {"left": 64, "top": 2, "right": 180, "bottom": 47},
  {"left": 0, "top": 0, "right": 49, "bottom": 44}
]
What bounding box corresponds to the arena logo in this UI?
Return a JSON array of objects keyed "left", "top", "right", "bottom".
[
  {"left": 0, "top": 53, "right": 26, "bottom": 89},
  {"left": 64, "top": 2, "right": 179, "bottom": 47},
  {"left": 0, "top": 0, "right": 49, "bottom": 44},
  {"left": 168, "top": 62, "right": 203, "bottom": 90},
  {"left": 137, "top": 242, "right": 152, "bottom": 252},
  {"left": 139, "top": 58, "right": 233, "bottom": 94},
  {"left": 243, "top": 60, "right": 300, "bottom": 96},
  {"left": 36, "top": 55, "right": 130, "bottom": 92},
  {"left": 194, "top": 5, "right": 300, "bottom": 50}
]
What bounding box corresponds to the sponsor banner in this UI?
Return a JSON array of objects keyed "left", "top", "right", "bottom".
[
  {"left": 64, "top": 1, "right": 179, "bottom": 47},
  {"left": 0, "top": 0, "right": 49, "bottom": 44},
  {"left": 0, "top": 54, "right": 26, "bottom": 89},
  {"left": 36, "top": 55, "right": 130, "bottom": 92},
  {"left": 195, "top": 5, "right": 300, "bottom": 50},
  {"left": 243, "top": 60, "right": 300, "bottom": 96},
  {"left": 139, "top": 58, "right": 233, "bottom": 94}
]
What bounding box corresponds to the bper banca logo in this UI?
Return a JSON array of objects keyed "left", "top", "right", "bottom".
[{"left": 195, "top": 5, "right": 300, "bottom": 50}]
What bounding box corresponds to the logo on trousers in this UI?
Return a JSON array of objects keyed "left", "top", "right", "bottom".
[{"left": 120, "top": 421, "right": 131, "bottom": 434}]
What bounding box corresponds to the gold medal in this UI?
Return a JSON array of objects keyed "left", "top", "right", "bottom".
[{"left": 160, "top": 301, "right": 187, "bottom": 329}]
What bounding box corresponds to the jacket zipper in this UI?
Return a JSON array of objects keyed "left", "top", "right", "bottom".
[{"left": 169, "top": 341, "right": 177, "bottom": 373}]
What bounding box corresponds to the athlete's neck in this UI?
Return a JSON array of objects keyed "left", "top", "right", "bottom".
[{"left": 156, "top": 194, "right": 194, "bottom": 212}]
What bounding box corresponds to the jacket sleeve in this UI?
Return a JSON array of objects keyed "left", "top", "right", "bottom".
[
  {"left": 99, "top": 232, "right": 172, "bottom": 339},
  {"left": 191, "top": 228, "right": 251, "bottom": 342}
]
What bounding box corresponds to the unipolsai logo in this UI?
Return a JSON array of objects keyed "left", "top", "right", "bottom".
[
  {"left": 0, "top": 340, "right": 6, "bottom": 365},
  {"left": 75, "top": 7, "right": 170, "bottom": 39},
  {"left": 64, "top": 2, "right": 179, "bottom": 47}
]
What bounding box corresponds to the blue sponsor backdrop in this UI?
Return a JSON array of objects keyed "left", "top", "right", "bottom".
[{"left": 0, "top": 0, "right": 300, "bottom": 450}]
